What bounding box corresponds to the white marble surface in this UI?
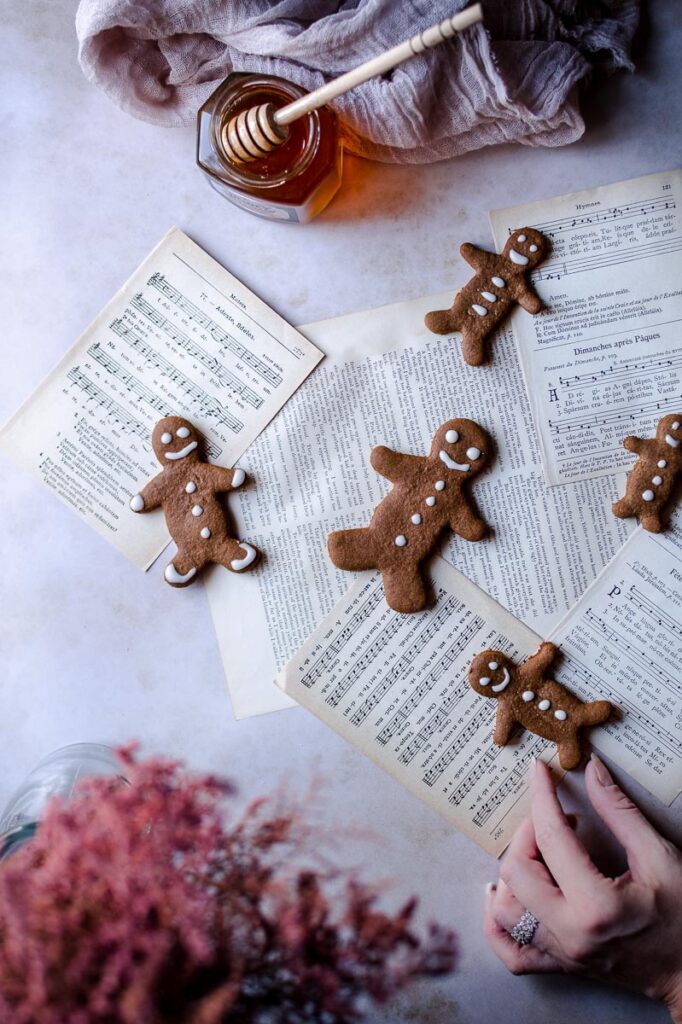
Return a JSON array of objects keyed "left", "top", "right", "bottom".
[{"left": 2, "top": 3, "right": 682, "bottom": 1021}]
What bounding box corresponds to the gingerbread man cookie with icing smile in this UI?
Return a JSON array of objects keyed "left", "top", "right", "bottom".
[
  {"left": 328, "top": 419, "right": 493, "bottom": 613},
  {"left": 612, "top": 413, "right": 682, "bottom": 533},
  {"left": 424, "top": 228, "right": 550, "bottom": 366},
  {"left": 130, "top": 416, "right": 259, "bottom": 587},
  {"left": 468, "top": 642, "right": 612, "bottom": 770}
]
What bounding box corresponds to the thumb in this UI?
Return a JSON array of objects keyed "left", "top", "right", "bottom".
[{"left": 585, "top": 754, "right": 666, "bottom": 875}]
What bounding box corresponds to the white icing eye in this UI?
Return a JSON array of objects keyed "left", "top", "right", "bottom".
[
  {"left": 522, "top": 690, "right": 535, "bottom": 702},
  {"left": 161, "top": 432, "right": 172, "bottom": 444},
  {"left": 395, "top": 534, "right": 407, "bottom": 547},
  {"left": 479, "top": 677, "right": 491, "bottom": 686},
  {"left": 529, "top": 244, "right": 538, "bottom": 252},
  {"left": 673, "top": 421, "right": 680, "bottom": 430},
  {"left": 176, "top": 426, "right": 191, "bottom": 438},
  {"left": 435, "top": 480, "right": 445, "bottom": 491},
  {"left": 658, "top": 459, "right": 667, "bottom": 468},
  {"left": 538, "top": 699, "right": 551, "bottom": 711},
  {"left": 517, "top": 234, "right": 527, "bottom": 242},
  {"left": 488, "top": 661, "right": 498, "bottom": 670},
  {"left": 466, "top": 447, "right": 481, "bottom": 460},
  {"left": 554, "top": 709, "right": 567, "bottom": 721},
  {"left": 445, "top": 429, "right": 459, "bottom": 443},
  {"left": 191, "top": 505, "right": 203, "bottom": 517}
]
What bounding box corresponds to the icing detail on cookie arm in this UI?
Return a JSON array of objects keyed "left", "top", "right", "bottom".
[
  {"left": 165, "top": 441, "right": 198, "bottom": 460},
  {"left": 231, "top": 468, "right": 246, "bottom": 487},
  {"left": 491, "top": 668, "right": 511, "bottom": 693},
  {"left": 509, "top": 249, "right": 529, "bottom": 266},
  {"left": 130, "top": 494, "right": 145, "bottom": 512},
  {"left": 231, "top": 542, "right": 257, "bottom": 571},
  {"left": 439, "top": 450, "right": 470, "bottom": 472},
  {"left": 164, "top": 563, "right": 197, "bottom": 585},
  {"left": 665, "top": 434, "right": 680, "bottom": 448}
]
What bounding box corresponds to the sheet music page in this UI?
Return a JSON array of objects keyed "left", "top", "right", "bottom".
[
  {"left": 0, "top": 228, "right": 323, "bottom": 569},
  {"left": 549, "top": 511, "right": 682, "bottom": 805},
  {"left": 489, "top": 169, "right": 682, "bottom": 486},
  {"left": 205, "top": 291, "right": 631, "bottom": 718},
  {"left": 276, "top": 557, "right": 561, "bottom": 856}
]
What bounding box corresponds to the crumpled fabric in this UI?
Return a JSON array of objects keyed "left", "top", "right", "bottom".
[{"left": 76, "top": 0, "right": 640, "bottom": 163}]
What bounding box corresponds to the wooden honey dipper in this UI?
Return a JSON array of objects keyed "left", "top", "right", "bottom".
[{"left": 222, "top": 4, "right": 484, "bottom": 164}]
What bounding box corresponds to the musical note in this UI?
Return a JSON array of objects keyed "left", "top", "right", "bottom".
[
  {"left": 66, "top": 368, "right": 150, "bottom": 446},
  {"left": 553, "top": 352, "right": 682, "bottom": 394},
  {"left": 533, "top": 235, "right": 682, "bottom": 284},
  {"left": 300, "top": 585, "right": 384, "bottom": 689},
  {"left": 548, "top": 394, "right": 682, "bottom": 436},
  {"left": 534, "top": 195, "right": 676, "bottom": 238}
]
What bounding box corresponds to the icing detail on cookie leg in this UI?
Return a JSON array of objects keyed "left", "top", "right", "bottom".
[
  {"left": 231, "top": 468, "right": 246, "bottom": 487},
  {"left": 439, "top": 450, "right": 470, "bottom": 472},
  {"left": 164, "top": 563, "right": 197, "bottom": 585},
  {"left": 231, "top": 542, "right": 257, "bottom": 571},
  {"left": 165, "top": 441, "right": 198, "bottom": 460},
  {"left": 130, "top": 494, "right": 144, "bottom": 511}
]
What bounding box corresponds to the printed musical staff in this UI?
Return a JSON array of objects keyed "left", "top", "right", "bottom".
[
  {"left": 422, "top": 704, "right": 493, "bottom": 788},
  {"left": 626, "top": 585, "right": 682, "bottom": 642},
  {"left": 447, "top": 746, "right": 499, "bottom": 806},
  {"left": 108, "top": 320, "right": 244, "bottom": 436},
  {"left": 472, "top": 739, "right": 548, "bottom": 828},
  {"left": 89, "top": 342, "right": 172, "bottom": 417},
  {"left": 148, "top": 273, "right": 283, "bottom": 388},
  {"left": 583, "top": 608, "right": 681, "bottom": 699},
  {"left": 534, "top": 195, "right": 676, "bottom": 237},
  {"left": 549, "top": 394, "right": 682, "bottom": 436},
  {"left": 66, "top": 368, "right": 149, "bottom": 444},
  {"left": 397, "top": 683, "right": 468, "bottom": 766},
  {"left": 325, "top": 613, "right": 405, "bottom": 709},
  {"left": 300, "top": 585, "right": 384, "bottom": 689},
  {"left": 533, "top": 235, "right": 682, "bottom": 283},
  {"left": 129, "top": 295, "right": 261, "bottom": 411},
  {"left": 554, "top": 352, "right": 682, "bottom": 395}
]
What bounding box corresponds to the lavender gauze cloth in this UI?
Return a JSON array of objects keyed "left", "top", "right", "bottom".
[{"left": 76, "top": 0, "right": 640, "bottom": 163}]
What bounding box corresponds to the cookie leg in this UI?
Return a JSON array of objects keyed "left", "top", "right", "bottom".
[
  {"left": 214, "top": 537, "right": 259, "bottom": 574},
  {"left": 556, "top": 736, "right": 582, "bottom": 771},
  {"left": 639, "top": 511, "right": 663, "bottom": 533},
  {"left": 459, "top": 328, "right": 487, "bottom": 367},
  {"left": 424, "top": 307, "right": 455, "bottom": 335},
  {"left": 328, "top": 528, "right": 377, "bottom": 572},
  {"left": 164, "top": 548, "right": 202, "bottom": 588},
  {"left": 612, "top": 497, "right": 635, "bottom": 519},
  {"left": 381, "top": 564, "right": 427, "bottom": 614}
]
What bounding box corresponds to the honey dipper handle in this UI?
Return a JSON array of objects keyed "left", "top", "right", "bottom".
[{"left": 273, "top": 4, "right": 483, "bottom": 128}]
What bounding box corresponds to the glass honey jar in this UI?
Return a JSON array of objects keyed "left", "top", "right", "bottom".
[{"left": 197, "top": 73, "right": 343, "bottom": 223}]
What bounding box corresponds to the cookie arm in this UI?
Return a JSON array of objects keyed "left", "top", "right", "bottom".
[
  {"left": 459, "top": 242, "right": 486, "bottom": 271},
  {"left": 131, "top": 472, "right": 165, "bottom": 513},
  {"left": 623, "top": 436, "right": 646, "bottom": 454},
  {"left": 521, "top": 641, "right": 558, "bottom": 679},
  {"left": 493, "top": 702, "right": 516, "bottom": 746},
  {"left": 516, "top": 279, "right": 544, "bottom": 315},
  {"left": 370, "top": 446, "right": 421, "bottom": 483},
  {"left": 208, "top": 465, "right": 247, "bottom": 493},
  {"left": 450, "top": 502, "right": 488, "bottom": 542}
]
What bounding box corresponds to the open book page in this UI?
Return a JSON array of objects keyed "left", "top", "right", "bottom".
[
  {"left": 0, "top": 228, "right": 323, "bottom": 569},
  {"left": 489, "top": 168, "right": 682, "bottom": 486},
  {"left": 205, "top": 291, "right": 631, "bottom": 718},
  {"left": 549, "top": 510, "right": 682, "bottom": 805},
  {"left": 276, "top": 557, "right": 561, "bottom": 857}
]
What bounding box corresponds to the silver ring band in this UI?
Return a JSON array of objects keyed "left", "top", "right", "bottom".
[{"left": 510, "top": 910, "right": 539, "bottom": 946}]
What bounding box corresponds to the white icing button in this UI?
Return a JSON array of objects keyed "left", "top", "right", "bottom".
[
  {"left": 658, "top": 459, "right": 667, "bottom": 468},
  {"left": 652, "top": 475, "right": 663, "bottom": 486},
  {"left": 466, "top": 447, "right": 481, "bottom": 460},
  {"left": 231, "top": 468, "right": 246, "bottom": 488},
  {"left": 538, "top": 699, "right": 551, "bottom": 711},
  {"left": 411, "top": 514, "right": 422, "bottom": 525},
  {"left": 491, "top": 276, "right": 506, "bottom": 288},
  {"left": 488, "top": 661, "right": 498, "bottom": 670},
  {"left": 517, "top": 234, "right": 527, "bottom": 242},
  {"left": 673, "top": 421, "right": 680, "bottom": 429},
  {"left": 554, "top": 709, "right": 567, "bottom": 721},
  {"left": 642, "top": 490, "right": 655, "bottom": 502},
  {"left": 480, "top": 291, "right": 497, "bottom": 302},
  {"left": 161, "top": 432, "right": 172, "bottom": 444},
  {"left": 130, "top": 494, "right": 144, "bottom": 512},
  {"left": 445, "top": 429, "right": 459, "bottom": 443},
  {"left": 479, "top": 677, "right": 491, "bottom": 686},
  {"left": 185, "top": 481, "right": 197, "bottom": 494},
  {"left": 435, "top": 480, "right": 445, "bottom": 491},
  {"left": 425, "top": 496, "right": 436, "bottom": 507},
  {"left": 522, "top": 691, "right": 535, "bottom": 702},
  {"left": 176, "top": 426, "right": 190, "bottom": 438},
  {"left": 472, "top": 303, "right": 488, "bottom": 316},
  {"left": 395, "top": 535, "right": 407, "bottom": 547},
  {"left": 200, "top": 527, "right": 211, "bottom": 539},
  {"left": 529, "top": 244, "right": 538, "bottom": 252},
  {"left": 191, "top": 504, "right": 203, "bottom": 517}
]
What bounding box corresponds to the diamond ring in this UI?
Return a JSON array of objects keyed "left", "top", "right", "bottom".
[{"left": 510, "top": 910, "right": 539, "bottom": 946}]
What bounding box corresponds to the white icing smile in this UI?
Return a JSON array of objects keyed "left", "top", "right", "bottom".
[
  {"left": 439, "top": 450, "right": 469, "bottom": 472},
  {"left": 492, "top": 668, "right": 511, "bottom": 693},
  {"left": 665, "top": 434, "right": 680, "bottom": 448},
  {"left": 510, "top": 249, "right": 529, "bottom": 266},
  {"left": 165, "top": 441, "right": 198, "bottom": 460}
]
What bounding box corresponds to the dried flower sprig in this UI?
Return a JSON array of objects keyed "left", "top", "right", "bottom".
[{"left": 0, "top": 748, "right": 456, "bottom": 1022}]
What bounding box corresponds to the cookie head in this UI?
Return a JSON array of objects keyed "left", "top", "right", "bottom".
[
  {"left": 431, "top": 418, "right": 492, "bottom": 478},
  {"left": 655, "top": 413, "right": 682, "bottom": 451},
  {"left": 502, "top": 228, "right": 549, "bottom": 270},
  {"left": 468, "top": 650, "right": 514, "bottom": 698},
  {"left": 152, "top": 416, "right": 202, "bottom": 465}
]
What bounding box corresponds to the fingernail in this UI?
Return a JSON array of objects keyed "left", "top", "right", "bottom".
[
  {"left": 485, "top": 881, "right": 497, "bottom": 896},
  {"left": 590, "top": 752, "right": 613, "bottom": 786}
]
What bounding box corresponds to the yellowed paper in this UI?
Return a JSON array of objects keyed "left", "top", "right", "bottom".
[
  {"left": 0, "top": 228, "right": 323, "bottom": 569},
  {"left": 277, "top": 557, "right": 562, "bottom": 857}
]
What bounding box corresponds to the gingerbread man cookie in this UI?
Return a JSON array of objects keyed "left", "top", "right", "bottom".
[
  {"left": 130, "top": 416, "right": 259, "bottom": 588},
  {"left": 328, "top": 419, "right": 493, "bottom": 613},
  {"left": 424, "top": 228, "right": 550, "bottom": 366},
  {"left": 468, "top": 642, "right": 612, "bottom": 770},
  {"left": 612, "top": 413, "right": 682, "bottom": 533}
]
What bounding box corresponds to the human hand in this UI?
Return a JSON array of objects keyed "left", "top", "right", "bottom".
[{"left": 484, "top": 756, "right": 682, "bottom": 1021}]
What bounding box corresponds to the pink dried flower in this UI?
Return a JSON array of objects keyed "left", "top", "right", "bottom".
[{"left": 0, "top": 748, "right": 456, "bottom": 1022}]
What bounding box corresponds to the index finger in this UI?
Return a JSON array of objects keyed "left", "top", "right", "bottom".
[{"left": 531, "top": 759, "right": 605, "bottom": 901}]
